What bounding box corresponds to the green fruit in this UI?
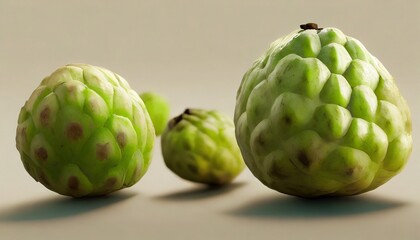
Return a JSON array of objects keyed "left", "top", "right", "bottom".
[
  {"left": 234, "top": 23, "right": 412, "bottom": 198},
  {"left": 161, "top": 109, "right": 245, "bottom": 185},
  {"left": 16, "top": 64, "right": 155, "bottom": 197},
  {"left": 140, "top": 92, "right": 170, "bottom": 136}
]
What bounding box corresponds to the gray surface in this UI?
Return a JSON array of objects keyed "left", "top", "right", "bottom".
[{"left": 1, "top": 0, "right": 419, "bottom": 239}]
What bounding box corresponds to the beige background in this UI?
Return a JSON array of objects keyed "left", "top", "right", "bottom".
[{"left": 1, "top": 0, "right": 419, "bottom": 239}]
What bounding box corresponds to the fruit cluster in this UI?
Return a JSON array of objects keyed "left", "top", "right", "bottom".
[{"left": 16, "top": 24, "right": 412, "bottom": 198}]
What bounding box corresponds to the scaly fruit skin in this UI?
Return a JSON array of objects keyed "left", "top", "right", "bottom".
[
  {"left": 16, "top": 64, "right": 155, "bottom": 197},
  {"left": 140, "top": 92, "right": 170, "bottom": 136},
  {"left": 161, "top": 109, "right": 245, "bottom": 185},
  {"left": 234, "top": 24, "right": 412, "bottom": 198}
]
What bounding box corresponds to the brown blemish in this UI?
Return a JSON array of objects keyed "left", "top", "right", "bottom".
[
  {"left": 20, "top": 127, "right": 27, "bottom": 142},
  {"left": 256, "top": 133, "right": 265, "bottom": 146},
  {"left": 39, "top": 172, "right": 50, "bottom": 186},
  {"left": 66, "top": 123, "right": 83, "bottom": 140},
  {"left": 284, "top": 116, "right": 292, "bottom": 125},
  {"left": 35, "top": 147, "right": 48, "bottom": 161},
  {"left": 40, "top": 107, "right": 51, "bottom": 126},
  {"left": 345, "top": 168, "right": 354, "bottom": 176},
  {"left": 105, "top": 177, "right": 117, "bottom": 187},
  {"left": 96, "top": 143, "right": 110, "bottom": 161},
  {"left": 269, "top": 166, "right": 289, "bottom": 179},
  {"left": 116, "top": 132, "right": 127, "bottom": 148},
  {"left": 327, "top": 120, "right": 332, "bottom": 129},
  {"left": 187, "top": 164, "right": 198, "bottom": 173},
  {"left": 298, "top": 151, "right": 310, "bottom": 168},
  {"left": 67, "top": 84, "right": 77, "bottom": 93},
  {"left": 68, "top": 176, "right": 79, "bottom": 190},
  {"left": 88, "top": 97, "right": 101, "bottom": 113}
]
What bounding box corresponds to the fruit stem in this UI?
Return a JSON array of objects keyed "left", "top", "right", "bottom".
[
  {"left": 168, "top": 108, "right": 192, "bottom": 130},
  {"left": 300, "top": 23, "right": 323, "bottom": 30}
]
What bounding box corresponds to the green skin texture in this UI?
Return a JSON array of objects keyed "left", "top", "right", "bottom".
[
  {"left": 161, "top": 109, "right": 245, "bottom": 185},
  {"left": 234, "top": 27, "right": 412, "bottom": 198},
  {"left": 16, "top": 64, "right": 155, "bottom": 197},
  {"left": 140, "top": 92, "right": 170, "bottom": 136}
]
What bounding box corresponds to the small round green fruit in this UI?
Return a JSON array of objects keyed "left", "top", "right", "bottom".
[
  {"left": 140, "top": 92, "right": 170, "bottom": 136},
  {"left": 161, "top": 109, "right": 245, "bottom": 185}
]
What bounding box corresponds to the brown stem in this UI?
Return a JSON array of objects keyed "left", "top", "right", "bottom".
[{"left": 167, "top": 108, "right": 192, "bottom": 130}]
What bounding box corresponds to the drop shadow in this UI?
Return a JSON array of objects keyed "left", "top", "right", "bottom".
[
  {"left": 155, "top": 182, "right": 246, "bottom": 201},
  {"left": 229, "top": 194, "right": 408, "bottom": 219},
  {"left": 0, "top": 191, "right": 137, "bottom": 222}
]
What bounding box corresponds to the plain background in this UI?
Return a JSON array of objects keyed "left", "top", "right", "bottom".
[{"left": 0, "top": 1, "right": 419, "bottom": 239}]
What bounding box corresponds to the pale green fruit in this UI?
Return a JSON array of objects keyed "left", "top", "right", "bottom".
[
  {"left": 161, "top": 109, "right": 245, "bottom": 185},
  {"left": 16, "top": 64, "right": 155, "bottom": 197},
  {"left": 140, "top": 92, "right": 170, "bottom": 136},
  {"left": 234, "top": 23, "right": 412, "bottom": 198}
]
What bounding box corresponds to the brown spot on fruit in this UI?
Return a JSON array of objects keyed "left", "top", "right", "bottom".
[
  {"left": 187, "top": 164, "right": 198, "bottom": 173},
  {"left": 68, "top": 176, "right": 79, "bottom": 190},
  {"left": 67, "top": 84, "right": 77, "bottom": 93},
  {"left": 40, "top": 107, "right": 51, "bottom": 126},
  {"left": 116, "top": 132, "right": 127, "bottom": 148},
  {"left": 20, "top": 127, "right": 27, "bottom": 143},
  {"left": 256, "top": 133, "right": 266, "bottom": 148},
  {"left": 106, "top": 177, "right": 117, "bottom": 187},
  {"left": 88, "top": 98, "right": 99, "bottom": 112},
  {"left": 298, "top": 151, "right": 310, "bottom": 168},
  {"left": 345, "top": 168, "right": 354, "bottom": 176},
  {"left": 269, "top": 166, "right": 289, "bottom": 179},
  {"left": 96, "top": 143, "right": 110, "bottom": 160},
  {"left": 284, "top": 116, "right": 292, "bottom": 125},
  {"left": 66, "top": 123, "right": 83, "bottom": 140},
  {"left": 35, "top": 147, "right": 48, "bottom": 161},
  {"left": 39, "top": 172, "right": 50, "bottom": 186}
]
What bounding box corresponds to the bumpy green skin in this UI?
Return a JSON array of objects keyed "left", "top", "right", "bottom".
[
  {"left": 161, "top": 109, "right": 245, "bottom": 185},
  {"left": 234, "top": 27, "right": 412, "bottom": 197},
  {"left": 16, "top": 64, "right": 155, "bottom": 197},
  {"left": 140, "top": 92, "right": 170, "bottom": 136}
]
